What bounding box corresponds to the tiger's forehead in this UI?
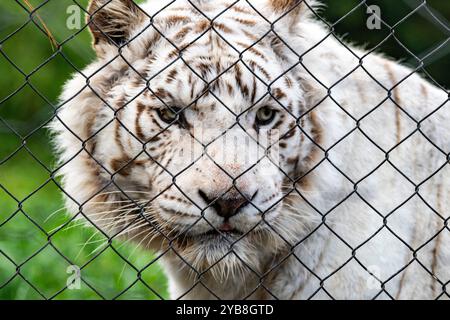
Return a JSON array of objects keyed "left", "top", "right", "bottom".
[
  {"left": 142, "top": 39, "right": 297, "bottom": 115},
  {"left": 142, "top": 13, "right": 289, "bottom": 109},
  {"left": 100, "top": 0, "right": 300, "bottom": 115},
  {"left": 147, "top": 61, "right": 264, "bottom": 113},
  {"left": 149, "top": 0, "right": 267, "bottom": 26},
  {"left": 148, "top": 0, "right": 271, "bottom": 48}
]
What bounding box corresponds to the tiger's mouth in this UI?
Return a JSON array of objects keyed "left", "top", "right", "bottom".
[
  {"left": 175, "top": 225, "right": 246, "bottom": 247},
  {"left": 191, "top": 226, "right": 244, "bottom": 240},
  {"left": 201, "top": 228, "right": 243, "bottom": 239}
]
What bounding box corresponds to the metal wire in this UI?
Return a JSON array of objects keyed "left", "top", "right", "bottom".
[{"left": 0, "top": 0, "right": 449, "bottom": 300}]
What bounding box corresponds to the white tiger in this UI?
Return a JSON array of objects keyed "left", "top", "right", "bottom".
[{"left": 50, "top": 0, "right": 450, "bottom": 299}]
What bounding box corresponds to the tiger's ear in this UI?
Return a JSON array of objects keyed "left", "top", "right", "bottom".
[
  {"left": 267, "top": 0, "right": 317, "bottom": 31},
  {"left": 87, "top": 0, "right": 146, "bottom": 52}
]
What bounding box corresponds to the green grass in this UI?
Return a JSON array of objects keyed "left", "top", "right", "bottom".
[{"left": 0, "top": 132, "right": 168, "bottom": 300}]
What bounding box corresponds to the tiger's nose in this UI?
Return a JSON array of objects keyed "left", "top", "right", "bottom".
[{"left": 198, "top": 189, "right": 257, "bottom": 219}]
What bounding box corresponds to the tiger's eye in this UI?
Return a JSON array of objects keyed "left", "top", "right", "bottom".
[
  {"left": 256, "top": 106, "right": 277, "bottom": 126},
  {"left": 157, "top": 107, "right": 179, "bottom": 124}
]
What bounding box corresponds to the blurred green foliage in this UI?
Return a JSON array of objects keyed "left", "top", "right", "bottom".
[
  {"left": 0, "top": 0, "right": 448, "bottom": 299},
  {"left": 325, "top": 0, "right": 449, "bottom": 87}
]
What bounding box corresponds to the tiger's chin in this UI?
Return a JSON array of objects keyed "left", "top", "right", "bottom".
[{"left": 170, "top": 229, "right": 265, "bottom": 282}]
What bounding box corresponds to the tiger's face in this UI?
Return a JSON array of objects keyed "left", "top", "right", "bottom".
[{"left": 53, "top": 0, "right": 322, "bottom": 278}]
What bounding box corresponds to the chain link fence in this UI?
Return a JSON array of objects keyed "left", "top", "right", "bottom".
[{"left": 0, "top": 0, "right": 449, "bottom": 300}]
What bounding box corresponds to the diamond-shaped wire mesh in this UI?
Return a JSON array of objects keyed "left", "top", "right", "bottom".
[{"left": 0, "top": 0, "right": 449, "bottom": 300}]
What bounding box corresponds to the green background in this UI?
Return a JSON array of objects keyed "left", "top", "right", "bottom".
[{"left": 0, "top": 0, "right": 448, "bottom": 299}]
